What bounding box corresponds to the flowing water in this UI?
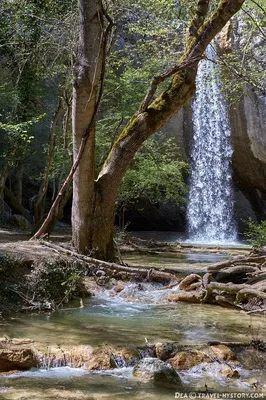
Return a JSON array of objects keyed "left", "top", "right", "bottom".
[
  {"left": 187, "top": 45, "right": 237, "bottom": 244},
  {"left": 1, "top": 252, "right": 266, "bottom": 399}
]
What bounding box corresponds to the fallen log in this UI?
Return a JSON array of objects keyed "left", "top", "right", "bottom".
[
  {"left": 246, "top": 273, "right": 266, "bottom": 285},
  {"left": 236, "top": 288, "right": 266, "bottom": 303},
  {"left": 205, "top": 282, "right": 249, "bottom": 293},
  {"left": 207, "top": 341, "right": 250, "bottom": 347},
  {"left": 38, "top": 240, "right": 177, "bottom": 283},
  {"left": 214, "top": 295, "right": 242, "bottom": 309},
  {"left": 214, "top": 266, "right": 259, "bottom": 283},
  {"left": 207, "top": 256, "right": 266, "bottom": 272},
  {"left": 167, "top": 292, "right": 202, "bottom": 303},
  {"left": 179, "top": 274, "right": 202, "bottom": 291}
]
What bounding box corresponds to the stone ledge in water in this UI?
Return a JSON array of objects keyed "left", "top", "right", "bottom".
[
  {"left": 169, "top": 350, "right": 211, "bottom": 370},
  {"left": 132, "top": 357, "right": 182, "bottom": 388},
  {"left": 0, "top": 339, "right": 39, "bottom": 372}
]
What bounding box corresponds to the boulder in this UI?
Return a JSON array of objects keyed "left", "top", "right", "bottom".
[
  {"left": 210, "top": 345, "right": 237, "bottom": 361},
  {"left": 155, "top": 342, "right": 177, "bottom": 361},
  {"left": 132, "top": 357, "right": 181, "bottom": 387},
  {"left": 83, "top": 348, "right": 112, "bottom": 370},
  {"left": 170, "top": 350, "right": 211, "bottom": 370},
  {"left": 219, "top": 365, "right": 240, "bottom": 379},
  {"left": 0, "top": 348, "right": 39, "bottom": 372}
]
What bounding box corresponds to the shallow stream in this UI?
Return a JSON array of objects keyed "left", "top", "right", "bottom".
[{"left": 1, "top": 251, "right": 266, "bottom": 399}]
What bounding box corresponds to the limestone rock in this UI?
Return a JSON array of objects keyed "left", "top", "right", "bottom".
[
  {"left": 0, "top": 348, "right": 39, "bottom": 372},
  {"left": 170, "top": 350, "right": 211, "bottom": 370},
  {"left": 84, "top": 348, "right": 112, "bottom": 370},
  {"left": 219, "top": 365, "right": 240, "bottom": 379},
  {"left": 132, "top": 357, "right": 181, "bottom": 387},
  {"left": 210, "top": 345, "right": 237, "bottom": 361},
  {"left": 155, "top": 342, "right": 177, "bottom": 361}
]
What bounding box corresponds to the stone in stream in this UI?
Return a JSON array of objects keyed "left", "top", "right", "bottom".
[
  {"left": 210, "top": 345, "right": 237, "bottom": 362},
  {"left": 219, "top": 364, "right": 240, "bottom": 378},
  {"left": 169, "top": 350, "right": 211, "bottom": 370},
  {"left": 0, "top": 347, "right": 39, "bottom": 372},
  {"left": 155, "top": 342, "right": 178, "bottom": 361},
  {"left": 132, "top": 357, "right": 182, "bottom": 387}
]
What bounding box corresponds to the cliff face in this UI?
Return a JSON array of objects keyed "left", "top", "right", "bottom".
[{"left": 218, "top": 22, "right": 266, "bottom": 225}]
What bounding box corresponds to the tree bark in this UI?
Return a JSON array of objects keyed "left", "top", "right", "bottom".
[
  {"left": 3, "top": 187, "right": 32, "bottom": 223},
  {"left": 33, "top": 98, "right": 65, "bottom": 229},
  {"left": 71, "top": 0, "right": 105, "bottom": 255}
]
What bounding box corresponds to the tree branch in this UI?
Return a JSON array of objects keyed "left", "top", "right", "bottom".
[
  {"left": 139, "top": 55, "right": 202, "bottom": 112},
  {"left": 188, "top": 0, "right": 211, "bottom": 40}
]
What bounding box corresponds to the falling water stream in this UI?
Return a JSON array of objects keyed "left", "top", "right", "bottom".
[{"left": 187, "top": 45, "right": 237, "bottom": 244}]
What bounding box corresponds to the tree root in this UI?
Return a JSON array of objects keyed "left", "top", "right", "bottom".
[
  {"left": 39, "top": 240, "right": 177, "bottom": 283},
  {"left": 175, "top": 254, "right": 266, "bottom": 312}
]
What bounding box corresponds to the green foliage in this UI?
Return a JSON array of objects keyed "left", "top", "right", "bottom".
[
  {"left": 118, "top": 136, "right": 188, "bottom": 207},
  {"left": 244, "top": 219, "right": 266, "bottom": 248},
  {"left": 24, "top": 259, "right": 87, "bottom": 309},
  {"left": 218, "top": 0, "right": 266, "bottom": 101}
]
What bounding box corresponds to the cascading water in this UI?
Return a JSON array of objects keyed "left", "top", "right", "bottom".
[{"left": 187, "top": 45, "right": 237, "bottom": 243}]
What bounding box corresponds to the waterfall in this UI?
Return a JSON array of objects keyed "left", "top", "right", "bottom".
[{"left": 187, "top": 45, "right": 237, "bottom": 243}]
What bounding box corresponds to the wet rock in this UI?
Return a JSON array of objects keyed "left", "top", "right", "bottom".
[
  {"left": 167, "top": 292, "right": 202, "bottom": 303},
  {"left": 84, "top": 348, "right": 112, "bottom": 370},
  {"left": 82, "top": 277, "right": 100, "bottom": 294},
  {"left": 111, "top": 347, "right": 139, "bottom": 367},
  {"left": 170, "top": 350, "right": 211, "bottom": 370},
  {"left": 155, "top": 342, "right": 177, "bottom": 361},
  {"left": 112, "top": 281, "right": 126, "bottom": 293},
  {"left": 132, "top": 357, "right": 182, "bottom": 387},
  {"left": 210, "top": 345, "right": 237, "bottom": 361},
  {"left": 219, "top": 365, "right": 240, "bottom": 378},
  {"left": 0, "top": 348, "right": 39, "bottom": 372}
]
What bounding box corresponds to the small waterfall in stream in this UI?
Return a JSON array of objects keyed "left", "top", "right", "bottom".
[{"left": 187, "top": 45, "right": 237, "bottom": 243}]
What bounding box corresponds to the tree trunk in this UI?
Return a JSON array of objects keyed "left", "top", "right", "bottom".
[
  {"left": 71, "top": 0, "right": 105, "bottom": 254},
  {"left": 3, "top": 187, "right": 32, "bottom": 223},
  {"left": 11, "top": 166, "right": 24, "bottom": 205},
  {"left": 33, "top": 98, "right": 65, "bottom": 229}
]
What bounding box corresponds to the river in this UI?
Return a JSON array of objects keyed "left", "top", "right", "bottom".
[{"left": 0, "top": 250, "right": 265, "bottom": 399}]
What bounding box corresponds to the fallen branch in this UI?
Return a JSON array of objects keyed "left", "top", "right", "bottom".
[
  {"left": 214, "top": 266, "right": 259, "bottom": 283},
  {"left": 207, "top": 256, "right": 266, "bottom": 272},
  {"left": 38, "top": 240, "right": 177, "bottom": 283},
  {"left": 156, "top": 280, "right": 181, "bottom": 291},
  {"left": 207, "top": 341, "right": 251, "bottom": 347},
  {"left": 236, "top": 288, "right": 266, "bottom": 303}
]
